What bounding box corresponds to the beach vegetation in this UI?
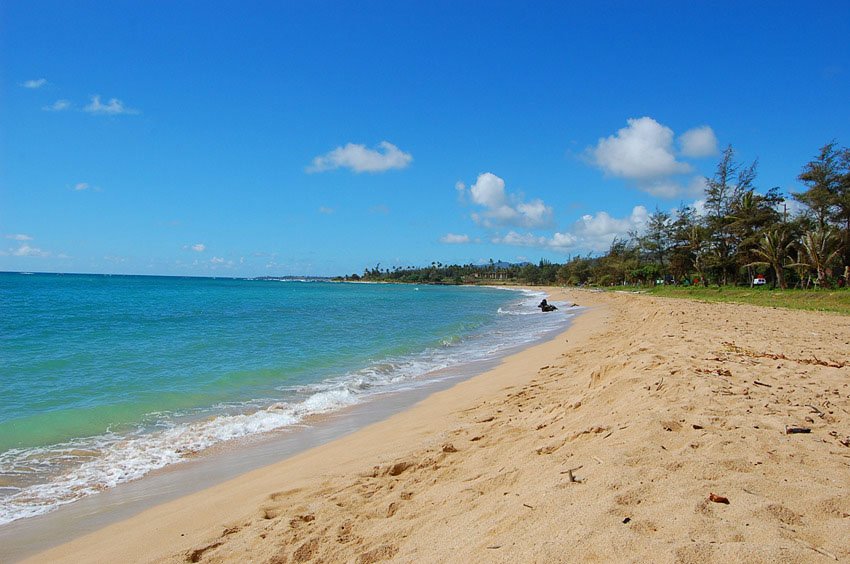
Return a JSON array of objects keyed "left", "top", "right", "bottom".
[{"left": 347, "top": 140, "right": 850, "bottom": 305}]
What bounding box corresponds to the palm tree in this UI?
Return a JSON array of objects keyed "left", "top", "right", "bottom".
[
  {"left": 794, "top": 229, "right": 842, "bottom": 287},
  {"left": 749, "top": 226, "right": 794, "bottom": 289}
]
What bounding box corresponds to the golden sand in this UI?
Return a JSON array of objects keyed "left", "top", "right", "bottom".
[{"left": 26, "top": 289, "right": 850, "bottom": 563}]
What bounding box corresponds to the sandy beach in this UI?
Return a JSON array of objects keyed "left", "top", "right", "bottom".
[{"left": 22, "top": 288, "right": 850, "bottom": 563}]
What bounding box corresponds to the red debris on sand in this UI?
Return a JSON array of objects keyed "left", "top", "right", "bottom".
[{"left": 709, "top": 493, "right": 730, "bottom": 504}]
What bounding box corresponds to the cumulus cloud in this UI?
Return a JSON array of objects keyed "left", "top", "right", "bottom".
[
  {"left": 590, "top": 117, "right": 691, "bottom": 180},
  {"left": 190, "top": 243, "right": 206, "bottom": 252},
  {"left": 84, "top": 95, "right": 139, "bottom": 116},
  {"left": 492, "top": 206, "right": 648, "bottom": 254},
  {"left": 440, "top": 233, "right": 470, "bottom": 244},
  {"left": 43, "top": 99, "right": 71, "bottom": 112},
  {"left": 678, "top": 126, "right": 718, "bottom": 157},
  {"left": 587, "top": 117, "right": 719, "bottom": 199},
  {"left": 21, "top": 78, "right": 47, "bottom": 89},
  {"left": 210, "top": 256, "right": 225, "bottom": 264},
  {"left": 307, "top": 141, "right": 412, "bottom": 173},
  {"left": 5, "top": 234, "right": 33, "bottom": 241},
  {"left": 469, "top": 172, "right": 506, "bottom": 208},
  {"left": 571, "top": 206, "right": 649, "bottom": 251},
  {"left": 463, "top": 172, "right": 553, "bottom": 229},
  {"left": 493, "top": 231, "right": 548, "bottom": 247}
]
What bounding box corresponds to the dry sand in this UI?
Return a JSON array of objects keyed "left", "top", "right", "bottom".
[{"left": 24, "top": 289, "right": 850, "bottom": 563}]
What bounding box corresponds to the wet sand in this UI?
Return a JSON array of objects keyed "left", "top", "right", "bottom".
[{"left": 23, "top": 288, "right": 850, "bottom": 563}]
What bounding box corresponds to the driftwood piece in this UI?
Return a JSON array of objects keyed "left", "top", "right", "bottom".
[
  {"left": 560, "top": 465, "right": 584, "bottom": 483},
  {"left": 794, "top": 538, "right": 838, "bottom": 561},
  {"left": 722, "top": 342, "right": 847, "bottom": 368},
  {"left": 785, "top": 426, "right": 812, "bottom": 434},
  {"left": 806, "top": 404, "right": 826, "bottom": 418}
]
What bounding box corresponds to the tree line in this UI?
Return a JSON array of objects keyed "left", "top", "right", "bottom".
[{"left": 343, "top": 142, "right": 850, "bottom": 289}]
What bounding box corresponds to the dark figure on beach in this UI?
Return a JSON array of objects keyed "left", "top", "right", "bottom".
[{"left": 538, "top": 299, "right": 558, "bottom": 312}]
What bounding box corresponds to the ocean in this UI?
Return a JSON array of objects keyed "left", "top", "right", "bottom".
[{"left": 0, "top": 273, "right": 572, "bottom": 525}]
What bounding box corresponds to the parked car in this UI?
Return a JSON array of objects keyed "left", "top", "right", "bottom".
[{"left": 753, "top": 274, "right": 767, "bottom": 286}]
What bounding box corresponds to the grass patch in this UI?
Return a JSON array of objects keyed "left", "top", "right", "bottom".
[{"left": 638, "top": 285, "right": 850, "bottom": 315}]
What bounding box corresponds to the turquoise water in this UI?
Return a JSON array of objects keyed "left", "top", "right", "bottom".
[{"left": 0, "top": 273, "right": 571, "bottom": 524}]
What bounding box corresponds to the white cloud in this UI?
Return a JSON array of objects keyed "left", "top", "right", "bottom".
[
  {"left": 464, "top": 172, "right": 554, "bottom": 229},
  {"left": 587, "top": 117, "right": 720, "bottom": 199},
  {"left": 307, "top": 141, "right": 412, "bottom": 173},
  {"left": 318, "top": 206, "right": 335, "bottom": 214},
  {"left": 780, "top": 196, "right": 806, "bottom": 218},
  {"left": 22, "top": 78, "right": 47, "bottom": 89},
  {"left": 571, "top": 206, "right": 648, "bottom": 250},
  {"left": 493, "top": 231, "right": 548, "bottom": 247},
  {"left": 191, "top": 243, "right": 206, "bottom": 252},
  {"left": 440, "top": 233, "right": 470, "bottom": 244},
  {"left": 590, "top": 117, "right": 691, "bottom": 180},
  {"left": 210, "top": 256, "right": 225, "bottom": 264},
  {"left": 5, "top": 234, "right": 33, "bottom": 241},
  {"left": 470, "top": 172, "right": 506, "bottom": 208},
  {"left": 678, "top": 126, "right": 718, "bottom": 157},
  {"left": 84, "top": 95, "right": 139, "bottom": 116},
  {"left": 74, "top": 182, "right": 90, "bottom": 191},
  {"left": 12, "top": 244, "right": 49, "bottom": 257},
  {"left": 43, "top": 99, "right": 71, "bottom": 112},
  {"left": 492, "top": 206, "right": 648, "bottom": 254}
]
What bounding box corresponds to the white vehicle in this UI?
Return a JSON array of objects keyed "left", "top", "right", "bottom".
[{"left": 753, "top": 275, "right": 767, "bottom": 285}]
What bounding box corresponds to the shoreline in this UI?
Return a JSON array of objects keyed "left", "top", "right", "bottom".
[
  {"left": 2, "top": 286, "right": 576, "bottom": 562},
  {"left": 18, "top": 288, "right": 850, "bottom": 562}
]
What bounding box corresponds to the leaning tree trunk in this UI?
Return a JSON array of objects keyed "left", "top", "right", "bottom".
[{"left": 774, "top": 264, "right": 787, "bottom": 290}]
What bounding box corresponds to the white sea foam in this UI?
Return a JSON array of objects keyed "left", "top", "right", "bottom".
[{"left": 0, "top": 288, "right": 573, "bottom": 525}]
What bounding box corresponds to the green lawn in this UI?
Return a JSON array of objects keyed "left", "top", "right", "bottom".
[{"left": 638, "top": 285, "right": 850, "bottom": 315}]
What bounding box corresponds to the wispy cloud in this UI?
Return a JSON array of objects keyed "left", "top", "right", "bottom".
[
  {"left": 4, "top": 234, "right": 33, "bottom": 241},
  {"left": 183, "top": 243, "right": 206, "bottom": 252},
  {"left": 21, "top": 78, "right": 47, "bottom": 89},
  {"left": 12, "top": 244, "right": 50, "bottom": 257},
  {"left": 318, "top": 206, "right": 335, "bottom": 214},
  {"left": 460, "top": 172, "right": 553, "bottom": 229},
  {"left": 74, "top": 182, "right": 90, "bottom": 191},
  {"left": 492, "top": 206, "right": 649, "bottom": 254},
  {"left": 42, "top": 99, "right": 71, "bottom": 112},
  {"left": 84, "top": 95, "right": 140, "bottom": 116},
  {"left": 440, "top": 233, "right": 470, "bottom": 244},
  {"left": 307, "top": 141, "right": 412, "bottom": 173}
]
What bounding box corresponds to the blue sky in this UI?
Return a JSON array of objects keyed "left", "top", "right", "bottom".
[{"left": 2, "top": 1, "right": 849, "bottom": 276}]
